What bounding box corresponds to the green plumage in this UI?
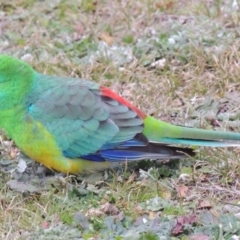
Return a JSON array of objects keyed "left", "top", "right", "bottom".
[
  {"left": 0, "top": 54, "right": 240, "bottom": 174},
  {"left": 143, "top": 116, "right": 240, "bottom": 146}
]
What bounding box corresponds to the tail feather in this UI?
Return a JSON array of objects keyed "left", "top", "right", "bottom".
[{"left": 143, "top": 116, "right": 240, "bottom": 147}]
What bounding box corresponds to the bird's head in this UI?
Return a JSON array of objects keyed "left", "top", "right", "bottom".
[
  {"left": 0, "top": 55, "right": 35, "bottom": 109},
  {"left": 0, "top": 55, "right": 34, "bottom": 83}
]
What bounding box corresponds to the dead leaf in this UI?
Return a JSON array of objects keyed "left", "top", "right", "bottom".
[
  {"left": 177, "top": 185, "right": 188, "bottom": 198},
  {"left": 134, "top": 205, "right": 144, "bottom": 214},
  {"left": 198, "top": 199, "right": 212, "bottom": 210},
  {"left": 100, "top": 203, "right": 119, "bottom": 215},
  {"left": 210, "top": 118, "right": 221, "bottom": 127},
  {"left": 155, "top": 1, "right": 174, "bottom": 10},
  {"left": 172, "top": 214, "right": 198, "bottom": 236},
  {"left": 99, "top": 32, "right": 114, "bottom": 45},
  {"left": 86, "top": 208, "right": 104, "bottom": 217}
]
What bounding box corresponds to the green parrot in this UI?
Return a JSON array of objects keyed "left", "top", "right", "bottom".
[{"left": 0, "top": 55, "right": 239, "bottom": 174}]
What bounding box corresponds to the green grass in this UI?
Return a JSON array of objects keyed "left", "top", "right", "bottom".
[{"left": 1, "top": 0, "right": 240, "bottom": 239}]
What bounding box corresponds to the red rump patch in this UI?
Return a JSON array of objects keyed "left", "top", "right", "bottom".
[{"left": 100, "top": 86, "right": 146, "bottom": 119}]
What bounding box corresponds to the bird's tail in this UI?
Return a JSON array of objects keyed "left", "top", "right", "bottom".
[{"left": 143, "top": 116, "right": 240, "bottom": 147}]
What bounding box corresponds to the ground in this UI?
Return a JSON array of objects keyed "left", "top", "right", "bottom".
[{"left": 0, "top": 0, "right": 240, "bottom": 239}]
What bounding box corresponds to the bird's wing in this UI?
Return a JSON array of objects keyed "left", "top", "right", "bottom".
[{"left": 28, "top": 75, "right": 145, "bottom": 160}]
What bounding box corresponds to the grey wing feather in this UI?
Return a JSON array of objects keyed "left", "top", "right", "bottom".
[{"left": 27, "top": 74, "right": 144, "bottom": 157}]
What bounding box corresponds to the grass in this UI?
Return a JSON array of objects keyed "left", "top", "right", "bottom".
[{"left": 1, "top": 0, "right": 240, "bottom": 239}]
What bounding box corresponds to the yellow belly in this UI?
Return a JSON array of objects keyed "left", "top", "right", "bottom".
[{"left": 13, "top": 119, "right": 111, "bottom": 174}]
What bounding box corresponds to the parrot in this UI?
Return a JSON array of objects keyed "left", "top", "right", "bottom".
[{"left": 0, "top": 54, "right": 240, "bottom": 174}]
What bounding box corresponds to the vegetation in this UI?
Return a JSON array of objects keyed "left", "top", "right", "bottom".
[{"left": 0, "top": 0, "right": 240, "bottom": 239}]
